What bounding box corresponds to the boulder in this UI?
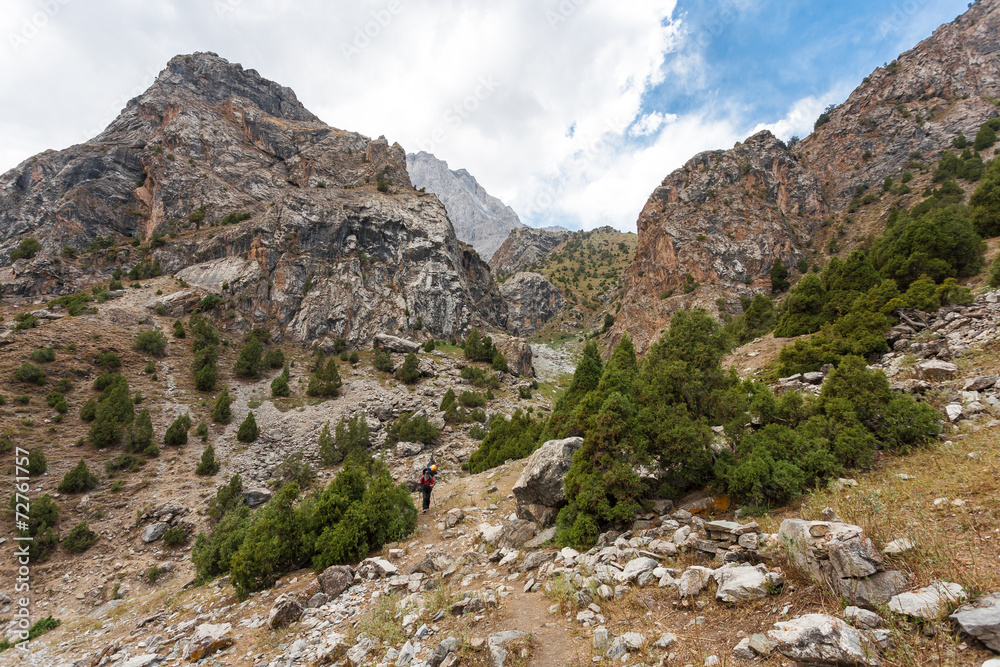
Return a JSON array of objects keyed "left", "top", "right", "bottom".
[
  {"left": 915, "top": 359, "right": 958, "bottom": 381},
  {"left": 183, "top": 623, "right": 233, "bottom": 661},
  {"left": 713, "top": 563, "right": 777, "bottom": 603},
  {"left": 963, "top": 376, "right": 998, "bottom": 392},
  {"left": 677, "top": 566, "right": 714, "bottom": 598},
  {"left": 949, "top": 592, "right": 1000, "bottom": 652},
  {"left": 496, "top": 519, "right": 537, "bottom": 549},
  {"left": 845, "top": 606, "right": 886, "bottom": 629},
  {"left": 512, "top": 437, "right": 583, "bottom": 525},
  {"left": 888, "top": 582, "right": 967, "bottom": 620},
  {"left": 779, "top": 519, "right": 905, "bottom": 608},
  {"left": 141, "top": 522, "right": 169, "bottom": 543},
  {"left": 242, "top": 488, "right": 272, "bottom": 508},
  {"left": 357, "top": 558, "right": 398, "bottom": 580},
  {"left": 618, "top": 557, "right": 660, "bottom": 584},
  {"left": 444, "top": 507, "right": 465, "bottom": 528},
  {"left": 145, "top": 289, "right": 202, "bottom": 318},
  {"left": 374, "top": 334, "right": 421, "bottom": 353},
  {"left": 318, "top": 565, "right": 354, "bottom": 599},
  {"left": 768, "top": 614, "right": 882, "bottom": 666},
  {"left": 491, "top": 333, "right": 535, "bottom": 378},
  {"left": 266, "top": 593, "right": 303, "bottom": 629},
  {"left": 606, "top": 633, "right": 645, "bottom": 660},
  {"left": 487, "top": 630, "right": 529, "bottom": 667}
]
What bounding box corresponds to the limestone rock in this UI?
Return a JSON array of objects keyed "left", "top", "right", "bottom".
[
  {"left": 512, "top": 437, "right": 583, "bottom": 525},
  {"left": 406, "top": 151, "right": 523, "bottom": 262},
  {"left": 500, "top": 272, "right": 567, "bottom": 337},
  {"left": 888, "top": 582, "right": 967, "bottom": 620},
  {"left": 374, "top": 334, "right": 421, "bottom": 354},
  {"left": 949, "top": 593, "right": 1000, "bottom": 652},
  {"left": 267, "top": 593, "right": 303, "bottom": 629},
  {"left": 318, "top": 565, "right": 354, "bottom": 599},
  {"left": 845, "top": 606, "right": 886, "bottom": 630},
  {"left": 487, "top": 630, "right": 529, "bottom": 667},
  {"left": 915, "top": 360, "right": 959, "bottom": 381},
  {"left": 242, "top": 488, "right": 272, "bottom": 508},
  {"left": 141, "top": 522, "right": 169, "bottom": 543},
  {"left": 183, "top": 623, "right": 233, "bottom": 662},
  {"left": 495, "top": 519, "right": 537, "bottom": 549},
  {"left": 489, "top": 227, "right": 571, "bottom": 280},
  {"left": 768, "top": 614, "right": 882, "bottom": 666},
  {"left": 713, "top": 563, "right": 776, "bottom": 603}
]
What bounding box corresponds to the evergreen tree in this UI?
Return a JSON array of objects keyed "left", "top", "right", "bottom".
[
  {"left": 237, "top": 411, "right": 259, "bottom": 443},
  {"left": 126, "top": 409, "right": 158, "bottom": 455},
  {"left": 212, "top": 386, "right": 233, "bottom": 424},
  {"left": 271, "top": 364, "right": 291, "bottom": 397},
  {"left": 307, "top": 358, "right": 342, "bottom": 398},
  {"left": 196, "top": 445, "right": 220, "bottom": 476},
  {"left": 234, "top": 337, "right": 263, "bottom": 379},
  {"left": 970, "top": 158, "right": 1000, "bottom": 238},
  {"left": 164, "top": 414, "right": 192, "bottom": 446},
  {"left": 396, "top": 352, "right": 420, "bottom": 384},
  {"left": 774, "top": 274, "right": 829, "bottom": 337},
  {"left": 770, "top": 259, "right": 790, "bottom": 293},
  {"left": 545, "top": 341, "right": 603, "bottom": 440},
  {"left": 440, "top": 388, "right": 457, "bottom": 413}
]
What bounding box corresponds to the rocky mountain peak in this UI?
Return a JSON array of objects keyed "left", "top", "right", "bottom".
[{"left": 406, "top": 151, "right": 523, "bottom": 261}]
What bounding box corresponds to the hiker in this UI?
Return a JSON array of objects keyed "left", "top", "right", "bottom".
[{"left": 418, "top": 466, "right": 436, "bottom": 512}]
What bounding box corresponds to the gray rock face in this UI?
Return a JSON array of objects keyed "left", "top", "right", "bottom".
[
  {"left": 318, "top": 565, "right": 354, "bottom": 599},
  {"left": 0, "top": 53, "right": 507, "bottom": 347},
  {"left": 780, "top": 519, "right": 906, "bottom": 608},
  {"left": 512, "top": 437, "right": 584, "bottom": 525},
  {"left": 267, "top": 593, "right": 303, "bottom": 629},
  {"left": 406, "top": 151, "right": 523, "bottom": 262},
  {"left": 888, "top": 582, "right": 967, "bottom": 620},
  {"left": 500, "top": 272, "right": 567, "bottom": 337},
  {"left": 141, "top": 522, "right": 169, "bottom": 543},
  {"left": 713, "top": 563, "right": 776, "bottom": 603},
  {"left": 950, "top": 592, "right": 1000, "bottom": 652},
  {"left": 768, "top": 614, "right": 882, "bottom": 666},
  {"left": 489, "top": 226, "right": 571, "bottom": 280}
]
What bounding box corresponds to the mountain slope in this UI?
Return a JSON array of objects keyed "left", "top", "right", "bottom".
[
  {"left": 406, "top": 151, "right": 523, "bottom": 261},
  {"left": 611, "top": 0, "right": 1000, "bottom": 352},
  {"left": 0, "top": 53, "right": 507, "bottom": 346}
]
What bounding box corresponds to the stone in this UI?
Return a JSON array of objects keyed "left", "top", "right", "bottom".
[
  {"left": 518, "top": 550, "right": 556, "bottom": 572},
  {"left": 748, "top": 633, "right": 774, "bottom": 656},
  {"left": 883, "top": 538, "right": 915, "bottom": 555},
  {"left": 593, "top": 626, "right": 611, "bottom": 650},
  {"left": 318, "top": 565, "right": 354, "bottom": 599},
  {"left": 915, "top": 360, "right": 959, "bottom": 381},
  {"left": 606, "top": 632, "right": 645, "bottom": 659},
  {"left": 490, "top": 227, "right": 571, "bottom": 280},
  {"left": 804, "top": 371, "right": 825, "bottom": 384},
  {"left": 307, "top": 592, "right": 329, "bottom": 608},
  {"left": 183, "top": 623, "right": 233, "bottom": 661},
  {"left": 141, "top": 522, "right": 169, "bottom": 543},
  {"left": 397, "top": 640, "right": 415, "bottom": 666},
  {"left": 121, "top": 656, "right": 162, "bottom": 667},
  {"left": 444, "top": 507, "right": 465, "bottom": 528},
  {"left": 266, "top": 593, "right": 303, "bottom": 629},
  {"left": 950, "top": 593, "right": 1000, "bottom": 651},
  {"left": 845, "top": 606, "right": 886, "bottom": 629},
  {"left": 946, "top": 404, "right": 964, "bottom": 422},
  {"left": 500, "top": 272, "right": 568, "bottom": 337},
  {"left": 242, "top": 488, "right": 272, "bottom": 508},
  {"left": 488, "top": 630, "right": 529, "bottom": 667},
  {"left": 374, "top": 334, "right": 422, "bottom": 353},
  {"left": 768, "top": 614, "right": 882, "bottom": 666},
  {"left": 677, "top": 566, "right": 714, "bottom": 598},
  {"left": 654, "top": 632, "right": 678, "bottom": 648},
  {"left": 451, "top": 597, "right": 485, "bottom": 616},
  {"left": 429, "top": 637, "right": 460, "bottom": 667},
  {"left": 733, "top": 638, "right": 755, "bottom": 660},
  {"left": 704, "top": 656, "right": 720, "bottom": 666},
  {"left": 495, "top": 519, "right": 537, "bottom": 549},
  {"left": 888, "top": 582, "right": 967, "bottom": 620},
  {"left": 648, "top": 539, "right": 678, "bottom": 556},
  {"left": 523, "top": 526, "right": 557, "bottom": 548},
  {"left": 512, "top": 437, "right": 583, "bottom": 525},
  {"left": 713, "top": 563, "right": 773, "bottom": 603},
  {"left": 963, "top": 376, "right": 998, "bottom": 392},
  {"left": 395, "top": 441, "right": 423, "bottom": 457},
  {"left": 618, "top": 557, "right": 660, "bottom": 584},
  {"left": 357, "top": 558, "right": 398, "bottom": 579}
]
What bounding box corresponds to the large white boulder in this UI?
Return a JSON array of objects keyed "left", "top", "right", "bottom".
[{"left": 512, "top": 437, "right": 583, "bottom": 525}]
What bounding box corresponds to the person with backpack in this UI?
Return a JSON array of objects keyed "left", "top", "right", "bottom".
[{"left": 418, "top": 465, "right": 436, "bottom": 512}]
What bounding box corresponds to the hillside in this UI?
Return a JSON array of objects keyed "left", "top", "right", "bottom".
[
  {"left": 406, "top": 152, "right": 524, "bottom": 262},
  {"left": 0, "top": 53, "right": 507, "bottom": 347},
  {"left": 611, "top": 0, "right": 1000, "bottom": 352}
]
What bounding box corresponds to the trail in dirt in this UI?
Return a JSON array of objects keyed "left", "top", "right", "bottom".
[{"left": 504, "top": 589, "right": 588, "bottom": 667}]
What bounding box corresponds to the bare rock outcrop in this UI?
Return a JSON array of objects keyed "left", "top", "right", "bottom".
[
  {"left": 500, "top": 272, "right": 567, "bottom": 337},
  {"left": 512, "top": 437, "right": 583, "bottom": 525},
  {"left": 489, "top": 227, "right": 571, "bottom": 280}
]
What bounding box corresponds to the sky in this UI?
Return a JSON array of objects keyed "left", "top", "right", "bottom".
[{"left": 0, "top": 0, "right": 973, "bottom": 232}]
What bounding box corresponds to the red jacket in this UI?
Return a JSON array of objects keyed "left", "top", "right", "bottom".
[{"left": 419, "top": 474, "right": 435, "bottom": 491}]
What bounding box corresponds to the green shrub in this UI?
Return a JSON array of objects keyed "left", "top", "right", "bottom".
[
  {"left": 96, "top": 351, "right": 122, "bottom": 370},
  {"left": 271, "top": 364, "right": 291, "bottom": 397},
  {"left": 173, "top": 320, "right": 186, "bottom": 338},
  {"left": 164, "top": 414, "right": 192, "bottom": 446},
  {"left": 196, "top": 421, "right": 209, "bottom": 440},
  {"left": 46, "top": 391, "right": 68, "bottom": 414},
  {"left": 396, "top": 352, "right": 421, "bottom": 384},
  {"left": 163, "top": 525, "right": 190, "bottom": 547},
  {"left": 63, "top": 522, "right": 99, "bottom": 553},
  {"left": 973, "top": 123, "right": 998, "bottom": 151},
  {"left": 14, "top": 362, "right": 45, "bottom": 385},
  {"left": 460, "top": 366, "right": 500, "bottom": 390},
  {"left": 349, "top": 351, "right": 359, "bottom": 364},
  {"left": 319, "top": 415, "right": 370, "bottom": 467},
  {"left": 197, "top": 444, "right": 220, "bottom": 476},
  {"left": 195, "top": 363, "right": 217, "bottom": 391},
  {"left": 988, "top": 256, "right": 1000, "bottom": 288},
  {"left": 423, "top": 340, "right": 436, "bottom": 352},
  {"left": 463, "top": 330, "right": 499, "bottom": 363},
  {"left": 518, "top": 386, "right": 532, "bottom": 400},
  {"left": 125, "top": 409, "right": 158, "bottom": 456},
  {"left": 234, "top": 338, "right": 263, "bottom": 379},
  {"left": 237, "top": 411, "right": 259, "bottom": 443},
  {"left": 80, "top": 398, "right": 98, "bottom": 422},
  {"left": 770, "top": 259, "right": 790, "bottom": 293},
  {"left": 199, "top": 294, "right": 223, "bottom": 311},
  {"left": 27, "top": 449, "right": 47, "bottom": 476},
  {"left": 307, "top": 357, "right": 342, "bottom": 398},
  {"left": 105, "top": 453, "right": 146, "bottom": 474},
  {"left": 212, "top": 387, "right": 233, "bottom": 424},
  {"left": 385, "top": 412, "right": 438, "bottom": 446},
  {"left": 263, "top": 347, "right": 285, "bottom": 369},
  {"left": 467, "top": 409, "right": 544, "bottom": 474},
  {"left": 9, "top": 237, "right": 43, "bottom": 261},
  {"left": 58, "top": 460, "right": 98, "bottom": 493},
  {"left": 970, "top": 158, "right": 1000, "bottom": 238},
  {"left": 273, "top": 452, "right": 315, "bottom": 488},
  {"left": 30, "top": 348, "right": 55, "bottom": 363},
  {"left": 459, "top": 391, "right": 486, "bottom": 408},
  {"left": 373, "top": 349, "right": 394, "bottom": 373},
  {"left": 774, "top": 274, "right": 828, "bottom": 337},
  {"left": 133, "top": 329, "right": 168, "bottom": 356},
  {"left": 440, "top": 388, "right": 457, "bottom": 412},
  {"left": 871, "top": 207, "right": 984, "bottom": 288}
]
